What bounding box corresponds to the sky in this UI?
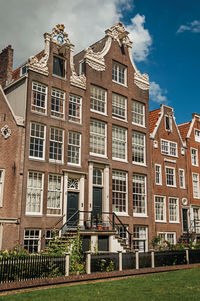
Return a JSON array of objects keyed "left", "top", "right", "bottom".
[{"left": 0, "top": 0, "right": 200, "bottom": 124}]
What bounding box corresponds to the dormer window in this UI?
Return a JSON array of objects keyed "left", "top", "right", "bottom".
[
  {"left": 165, "top": 115, "right": 172, "bottom": 131},
  {"left": 53, "top": 55, "right": 65, "bottom": 78},
  {"left": 20, "top": 65, "right": 27, "bottom": 76}
]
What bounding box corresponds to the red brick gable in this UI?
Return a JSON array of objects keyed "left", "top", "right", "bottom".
[
  {"left": 149, "top": 108, "right": 161, "bottom": 134},
  {"left": 178, "top": 122, "right": 191, "bottom": 141}
]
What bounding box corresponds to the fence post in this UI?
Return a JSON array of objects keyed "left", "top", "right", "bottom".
[
  {"left": 135, "top": 249, "right": 139, "bottom": 269},
  {"left": 185, "top": 248, "right": 189, "bottom": 264},
  {"left": 65, "top": 252, "right": 70, "bottom": 276},
  {"left": 150, "top": 249, "right": 155, "bottom": 268},
  {"left": 86, "top": 251, "right": 91, "bottom": 274},
  {"left": 118, "top": 250, "right": 122, "bottom": 271}
]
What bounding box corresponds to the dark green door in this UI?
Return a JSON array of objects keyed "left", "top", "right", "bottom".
[
  {"left": 93, "top": 187, "right": 102, "bottom": 219},
  {"left": 67, "top": 192, "right": 79, "bottom": 226},
  {"left": 182, "top": 209, "right": 188, "bottom": 232}
]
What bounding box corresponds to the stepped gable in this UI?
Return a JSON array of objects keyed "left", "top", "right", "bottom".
[
  {"left": 178, "top": 122, "right": 191, "bottom": 141},
  {"left": 149, "top": 108, "right": 161, "bottom": 134}
]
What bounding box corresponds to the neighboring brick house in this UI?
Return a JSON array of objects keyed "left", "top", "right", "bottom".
[
  {"left": 0, "top": 23, "right": 152, "bottom": 252},
  {"left": 149, "top": 105, "right": 189, "bottom": 244},
  {"left": 0, "top": 85, "right": 24, "bottom": 250},
  {"left": 179, "top": 114, "right": 200, "bottom": 241}
]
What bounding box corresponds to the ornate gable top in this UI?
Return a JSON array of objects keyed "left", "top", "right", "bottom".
[
  {"left": 105, "top": 22, "right": 132, "bottom": 47},
  {"left": 51, "top": 24, "right": 70, "bottom": 45}
]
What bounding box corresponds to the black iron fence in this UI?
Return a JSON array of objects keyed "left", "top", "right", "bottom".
[{"left": 0, "top": 255, "right": 65, "bottom": 283}]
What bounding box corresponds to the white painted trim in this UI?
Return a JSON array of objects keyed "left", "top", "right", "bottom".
[
  {"left": 168, "top": 197, "right": 179, "bottom": 223},
  {"left": 187, "top": 117, "right": 195, "bottom": 139},
  {"left": 165, "top": 166, "right": 176, "bottom": 188},
  {"left": 154, "top": 195, "right": 166, "bottom": 223},
  {"left": 179, "top": 169, "right": 186, "bottom": 189},
  {"left": 155, "top": 164, "right": 162, "bottom": 185}
]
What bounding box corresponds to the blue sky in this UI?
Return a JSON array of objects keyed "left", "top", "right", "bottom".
[
  {"left": 0, "top": 0, "right": 199, "bottom": 124},
  {"left": 120, "top": 0, "right": 200, "bottom": 124}
]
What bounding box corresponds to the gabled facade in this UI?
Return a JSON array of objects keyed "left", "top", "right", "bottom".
[
  {"left": 179, "top": 113, "right": 200, "bottom": 239},
  {"left": 0, "top": 23, "right": 152, "bottom": 252},
  {"left": 149, "top": 105, "right": 189, "bottom": 244}
]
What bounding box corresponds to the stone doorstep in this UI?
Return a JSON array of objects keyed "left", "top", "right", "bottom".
[{"left": 0, "top": 263, "right": 200, "bottom": 293}]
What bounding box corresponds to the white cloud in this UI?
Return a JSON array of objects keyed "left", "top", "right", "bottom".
[
  {"left": 127, "top": 14, "right": 152, "bottom": 62},
  {"left": 150, "top": 81, "right": 168, "bottom": 104},
  {"left": 177, "top": 20, "right": 200, "bottom": 34}
]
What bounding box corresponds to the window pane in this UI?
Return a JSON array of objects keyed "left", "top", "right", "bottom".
[
  {"left": 132, "top": 131, "right": 145, "bottom": 164},
  {"left": 26, "top": 171, "right": 43, "bottom": 213},
  {"left": 68, "top": 131, "right": 81, "bottom": 165},
  {"left": 132, "top": 100, "right": 145, "bottom": 126},
  {"left": 112, "top": 126, "right": 126, "bottom": 160},
  {"left": 69, "top": 94, "right": 81, "bottom": 123},
  {"left": 49, "top": 127, "right": 63, "bottom": 162},
  {"left": 90, "top": 86, "right": 106, "bottom": 114},
  {"left": 90, "top": 119, "right": 106, "bottom": 155},
  {"left": 32, "top": 82, "right": 47, "bottom": 114},
  {"left": 51, "top": 88, "right": 65, "bottom": 119},
  {"left": 112, "top": 170, "right": 127, "bottom": 213},
  {"left": 53, "top": 56, "right": 65, "bottom": 77},
  {"left": 112, "top": 93, "right": 126, "bottom": 120},
  {"left": 133, "top": 174, "right": 146, "bottom": 214},
  {"left": 29, "top": 123, "right": 45, "bottom": 159}
]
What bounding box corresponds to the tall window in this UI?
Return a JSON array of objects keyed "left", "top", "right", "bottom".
[
  {"left": 133, "top": 226, "right": 147, "bottom": 252},
  {"left": 90, "top": 119, "right": 106, "bottom": 156},
  {"left": 69, "top": 94, "right": 82, "bottom": 123},
  {"left": 112, "top": 126, "right": 127, "bottom": 161},
  {"left": 132, "top": 100, "right": 145, "bottom": 126},
  {"left": 47, "top": 174, "right": 62, "bottom": 215},
  {"left": 195, "top": 129, "right": 200, "bottom": 142},
  {"left": 179, "top": 169, "right": 185, "bottom": 188},
  {"left": 26, "top": 171, "right": 43, "bottom": 214},
  {"left": 0, "top": 169, "right": 5, "bottom": 207},
  {"left": 132, "top": 131, "right": 145, "bottom": 164},
  {"left": 31, "top": 82, "right": 47, "bottom": 114},
  {"left": 169, "top": 198, "right": 179, "bottom": 222},
  {"left": 155, "top": 196, "right": 166, "bottom": 222},
  {"left": 53, "top": 56, "right": 65, "bottom": 78},
  {"left": 49, "top": 127, "right": 63, "bottom": 162},
  {"left": 166, "top": 167, "right": 176, "bottom": 187},
  {"left": 133, "top": 174, "right": 146, "bottom": 216},
  {"left": 165, "top": 115, "right": 172, "bottom": 131},
  {"left": 68, "top": 132, "right": 81, "bottom": 165},
  {"left": 191, "top": 148, "right": 198, "bottom": 166},
  {"left": 112, "top": 62, "right": 126, "bottom": 85},
  {"left": 193, "top": 173, "right": 200, "bottom": 199},
  {"left": 93, "top": 168, "right": 103, "bottom": 186},
  {"left": 29, "top": 122, "right": 45, "bottom": 159},
  {"left": 112, "top": 93, "right": 126, "bottom": 120},
  {"left": 51, "top": 88, "right": 65, "bottom": 119},
  {"left": 155, "top": 164, "right": 162, "bottom": 185},
  {"left": 158, "top": 232, "right": 176, "bottom": 245},
  {"left": 90, "top": 85, "right": 106, "bottom": 114},
  {"left": 24, "top": 230, "right": 41, "bottom": 253},
  {"left": 112, "top": 171, "right": 127, "bottom": 213},
  {"left": 161, "top": 140, "right": 177, "bottom": 157}
]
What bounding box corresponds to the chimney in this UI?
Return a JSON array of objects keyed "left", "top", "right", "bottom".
[{"left": 0, "top": 45, "right": 13, "bottom": 88}]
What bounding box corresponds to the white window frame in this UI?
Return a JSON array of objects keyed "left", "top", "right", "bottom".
[
  {"left": 165, "top": 166, "right": 176, "bottom": 187},
  {"left": 112, "top": 170, "right": 128, "bottom": 215},
  {"left": 29, "top": 122, "right": 46, "bottom": 160},
  {"left": 68, "top": 131, "right": 81, "bottom": 166},
  {"left": 158, "top": 232, "right": 176, "bottom": 245},
  {"left": 112, "top": 125, "right": 127, "bottom": 162},
  {"left": 90, "top": 85, "right": 107, "bottom": 116},
  {"left": 191, "top": 148, "right": 198, "bottom": 166},
  {"left": 165, "top": 115, "right": 172, "bottom": 132},
  {"left": 195, "top": 129, "right": 200, "bottom": 142},
  {"left": 26, "top": 171, "right": 44, "bottom": 215},
  {"left": 133, "top": 174, "right": 147, "bottom": 217},
  {"left": 161, "top": 139, "right": 178, "bottom": 157},
  {"left": 132, "top": 100, "right": 145, "bottom": 127},
  {"left": 169, "top": 197, "right": 179, "bottom": 223},
  {"left": 154, "top": 195, "right": 166, "bottom": 222},
  {"left": 69, "top": 94, "right": 82, "bottom": 124},
  {"left": 132, "top": 131, "right": 146, "bottom": 165},
  {"left": 51, "top": 88, "right": 65, "bottom": 119},
  {"left": 0, "top": 169, "right": 5, "bottom": 207},
  {"left": 24, "top": 229, "right": 41, "bottom": 253},
  {"left": 49, "top": 127, "right": 64, "bottom": 163},
  {"left": 133, "top": 226, "right": 148, "bottom": 252},
  {"left": 47, "top": 174, "right": 63, "bottom": 216},
  {"left": 112, "top": 62, "right": 127, "bottom": 86},
  {"left": 90, "top": 119, "right": 107, "bottom": 158},
  {"left": 31, "top": 82, "right": 47, "bottom": 115},
  {"left": 179, "top": 169, "right": 185, "bottom": 189},
  {"left": 192, "top": 173, "right": 200, "bottom": 199},
  {"left": 112, "top": 93, "right": 127, "bottom": 121},
  {"left": 155, "top": 164, "right": 162, "bottom": 185}
]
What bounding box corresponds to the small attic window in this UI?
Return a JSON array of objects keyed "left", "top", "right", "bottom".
[
  {"left": 79, "top": 60, "right": 85, "bottom": 75},
  {"left": 53, "top": 55, "right": 65, "bottom": 78},
  {"left": 165, "top": 115, "right": 172, "bottom": 132},
  {"left": 20, "top": 65, "right": 27, "bottom": 76}
]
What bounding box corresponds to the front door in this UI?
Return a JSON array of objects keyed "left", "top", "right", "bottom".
[
  {"left": 93, "top": 187, "right": 102, "bottom": 222},
  {"left": 67, "top": 192, "right": 79, "bottom": 226},
  {"left": 182, "top": 209, "right": 188, "bottom": 232}
]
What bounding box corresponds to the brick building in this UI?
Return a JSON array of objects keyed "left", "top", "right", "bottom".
[
  {"left": 149, "top": 105, "right": 189, "bottom": 244},
  {"left": 0, "top": 23, "right": 152, "bottom": 252},
  {"left": 179, "top": 114, "right": 200, "bottom": 241}
]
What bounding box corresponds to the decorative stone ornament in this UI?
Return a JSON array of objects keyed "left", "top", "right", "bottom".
[
  {"left": 1, "top": 125, "right": 11, "bottom": 139},
  {"left": 51, "top": 24, "right": 70, "bottom": 45},
  {"left": 105, "top": 22, "right": 132, "bottom": 48},
  {"left": 182, "top": 198, "right": 188, "bottom": 206}
]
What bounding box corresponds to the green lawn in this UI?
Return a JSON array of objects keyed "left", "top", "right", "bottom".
[{"left": 1, "top": 269, "right": 200, "bottom": 301}]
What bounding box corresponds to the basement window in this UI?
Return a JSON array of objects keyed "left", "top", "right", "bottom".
[{"left": 53, "top": 56, "right": 65, "bottom": 78}]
